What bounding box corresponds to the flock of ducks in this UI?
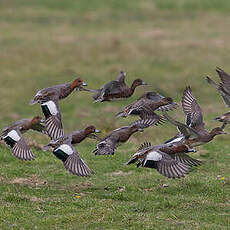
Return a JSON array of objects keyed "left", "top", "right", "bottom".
[{"left": 1, "top": 68, "right": 229, "bottom": 179}]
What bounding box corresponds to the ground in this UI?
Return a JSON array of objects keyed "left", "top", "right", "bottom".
[{"left": 0, "top": 0, "right": 229, "bottom": 229}]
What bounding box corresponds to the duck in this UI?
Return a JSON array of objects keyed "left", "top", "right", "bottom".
[
  {"left": 30, "top": 78, "right": 87, "bottom": 140},
  {"left": 93, "top": 118, "right": 156, "bottom": 155},
  {"left": 116, "top": 92, "right": 177, "bottom": 124},
  {"left": 43, "top": 125, "right": 101, "bottom": 151},
  {"left": 164, "top": 86, "right": 226, "bottom": 148},
  {"left": 52, "top": 141, "right": 94, "bottom": 177},
  {"left": 79, "top": 71, "right": 147, "bottom": 102},
  {"left": 206, "top": 67, "right": 230, "bottom": 129},
  {"left": 126, "top": 142, "right": 191, "bottom": 179},
  {"left": 0, "top": 116, "right": 46, "bottom": 160}
]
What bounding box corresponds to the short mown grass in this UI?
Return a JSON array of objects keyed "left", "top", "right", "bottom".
[{"left": 0, "top": 0, "right": 229, "bottom": 229}]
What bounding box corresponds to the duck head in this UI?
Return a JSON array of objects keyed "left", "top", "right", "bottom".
[
  {"left": 71, "top": 78, "right": 87, "bottom": 90},
  {"left": 131, "top": 79, "right": 147, "bottom": 89},
  {"left": 210, "top": 127, "right": 227, "bottom": 137},
  {"left": 84, "top": 125, "right": 101, "bottom": 135},
  {"left": 31, "top": 116, "right": 45, "bottom": 125}
]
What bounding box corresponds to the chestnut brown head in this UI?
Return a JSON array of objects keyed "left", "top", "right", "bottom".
[
  {"left": 84, "top": 125, "right": 101, "bottom": 135},
  {"left": 31, "top": 116, "right": 43, "bottom": 125},
  {"left": 71, "top": 78, "right": 87, "bottom": 89}
]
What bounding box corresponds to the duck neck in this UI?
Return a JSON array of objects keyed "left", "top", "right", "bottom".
[{"left": 129, "top": 83, "right": 138, "bottom": 96}]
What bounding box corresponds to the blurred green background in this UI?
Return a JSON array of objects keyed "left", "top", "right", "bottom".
[{"left": 0, "top": 0, "right": 229, "bottom": 229}]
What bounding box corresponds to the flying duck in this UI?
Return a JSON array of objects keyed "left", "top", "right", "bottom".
[
  {"left": 80, "top": 71, "right": 147, "bottom": 102},
  {"left": 0, "top": 116, "right": 46, "bottom": 160},
  {"left": 30, "top": 78, "right": 87, "bottom": 139}
]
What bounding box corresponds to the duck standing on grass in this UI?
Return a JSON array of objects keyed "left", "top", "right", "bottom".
[
  {"left": 30, "top": 78, "right": 87, "bottom": 139},
  {"left": 206, "top": 67, "right": 230, "bottom": 129},
  {"left": 164, "top": 86, "right": 226, "bottom": 149},
  {"left": 93, "top": 118, "right": 159, "bottom": 155},
  {"left": 0, "top": 116, "right": 46, "bottom": 160},
  {"left": 126, "top": 142, "right": 192, "bottom": 179},
  {"left": 79, "top": 71, "right": 147, "bottom": 102},
  {"left": 43, "top": 125, "right": 101, "bottom": 151},
  {"left": 116, "top": 91, "right": 177, "bottom": 125}
]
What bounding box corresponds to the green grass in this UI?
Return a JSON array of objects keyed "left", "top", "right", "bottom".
[{"left": 0, "top": 0, "right": 230, "bottom": 229}]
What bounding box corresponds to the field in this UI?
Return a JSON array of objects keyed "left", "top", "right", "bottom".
[{"left": 0, "top": 0, "right": 230, "bottom": 229}]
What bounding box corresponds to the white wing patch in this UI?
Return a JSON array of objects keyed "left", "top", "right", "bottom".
[
  {"left": 42, "top": 101, "right": 58, "bottom": 115},
  {"left": 167, "top": 136, "right": 184, "bottom": 144},
  {"left": 145, "top": 150, "right": 162, "bottom": 162},
  {"left": 57, "top": 144, "right": 73, "bottom": 155},
  {"left": 5, "top": 130, "right": 21, "bottom": 141}
]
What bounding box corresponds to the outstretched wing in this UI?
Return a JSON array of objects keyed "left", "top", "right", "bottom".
[
  {"left": 155, "top": 152, "right": 190, "bottom": 179},
  {"left": 206, "top": 75, "right": 230, "bottom": 107},
  {"left": 163, "top": 113, "right": 200, "bottom": 139},
  {"left": 41, "top": 100, "right": 64, "bottom": 139},
  {"left": 182, "top": 86, "right": 205, "bottom": 131},
  {"left": 53, "top": 144, "right": 94, "bottom": 176},
  {"left": 3, "top": 129, "right": 35, "bottom": 160},
  {"left": 116, "top": 71, "right": 126, "bottom": 83},
  {"left": 172, "top": 153, "right": 202, "bottom": 167},
  {"left": 216, "top": 67, "right": 230, "bottom": 93}
]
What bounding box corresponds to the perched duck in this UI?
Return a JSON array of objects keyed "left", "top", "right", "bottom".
[
  {"left": 206, "top": 67, "right": 230, "bottom": 128},
  {"left": 30, "top": 78, "right": 87, "bottom": 139},
  {"left": 164, "top": 86, "right": 226, "bottom": 148},
  {"left": 116, "top": 92, "right": 177, "bottom": 124},
  {"left": 52, "top": 142, "right": 94, "bottom": 177},
  {"left": 43, "top": 125, "right": 101, "bottom": 151},
  {"left": 93, "top": 118, "right": 155, "bottom": 155},
  {"left": 80, "top": 71, "right": 147, "bottom": 102},
  {"left": 0, "top": 116, "right": 46, "bottom": 160},
  {"left": 126, "top": 142, "right": 191, "bottom": 179}
]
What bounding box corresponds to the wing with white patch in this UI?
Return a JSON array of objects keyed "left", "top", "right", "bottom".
[
  {"left": 41, "top": 100, "right": 64, "bottom": 139},
  {"left": 155, "top": 152, "right": 191, "bottom": 179},
  {"left": 53, "top": 144, "right": 94, "bottom": 176},
  {"left": 3, "top": 129, "right": 35, "bottom": 160}
]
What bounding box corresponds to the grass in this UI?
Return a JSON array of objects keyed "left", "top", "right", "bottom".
[{"left": 0, "top": 0, "right": 230, "bottom": 229}]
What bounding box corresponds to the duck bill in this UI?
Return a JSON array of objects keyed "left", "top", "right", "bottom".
[
  {"left": 95, "top": 129, "right": 101, "bottom": 133},
  {"left": 115, "top": 111, "right": 126, "bottom": 118},
  {"left": 126, "top": 157, "right": 138, "bottom": 165},
  {"left": 42, "top": 145, "right": 50, "bottom": 151},
  {"left": 142, "top": 81, "right": 148, "bottom": 85},
  {"left": 82, "top": 82, "right": 87, "bottom": 86},
  {"left": 29, "top": 99, "right": 38, "bottom": 105}
]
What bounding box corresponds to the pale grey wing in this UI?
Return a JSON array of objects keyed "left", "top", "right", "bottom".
[
  {"left": 172, "top": 153, "right": 202, "bottom": 167},
  {"left": 3, "top": 129, "right": 35, "bottom": 161},
  {"left": 216, "top": 67, "right": 230, "bottom": 93},
  {"left": 64, "top": 148, "right": 94, "bottom": 177},
  {"left": 163, "top": 113, "right": 200, "bottom": 139},
  {"left": 182, "top": 86, "right": 205, "bottom": 129},
  {"left": 155, "top": 152, "right": 190, "bottom": 179},
  {"left": 41, "top": 100, "right": 64, "bottom": 140}
]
